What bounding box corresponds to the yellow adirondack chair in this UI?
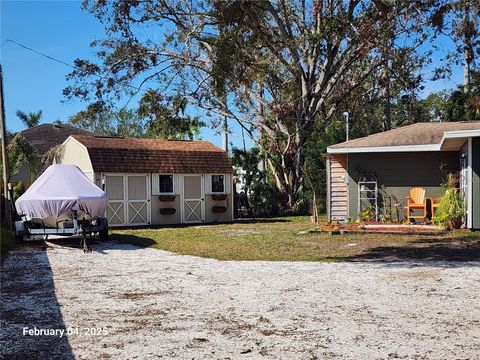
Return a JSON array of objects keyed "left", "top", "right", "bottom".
[{"left": 406, "top": 187, "right": 427, "bottom": 224}]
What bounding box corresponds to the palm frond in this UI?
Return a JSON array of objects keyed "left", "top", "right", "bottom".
[
  {"left": 16, "top": 109, "right": 42, "bottom": 128},
  {"left": 7, "top": 134, "right": 41, "bottom": 180},
  {"left": 42, "top": 144, "right": 65, "bottom": 166}
]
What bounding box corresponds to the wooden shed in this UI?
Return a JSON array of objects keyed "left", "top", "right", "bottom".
[{"left": 60, "top": 134, "right": 234, "bottom": 227}]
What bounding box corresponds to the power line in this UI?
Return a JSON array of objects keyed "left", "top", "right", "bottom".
[
  {"left": 1, "top": 38, "right": 75, "bottom": 69},
  {"left": 0, "top": 37, "right": 147, "bottom": 96}
]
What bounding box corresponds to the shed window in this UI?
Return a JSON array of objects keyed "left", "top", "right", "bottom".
[
  {"left": 159, "top": 175, "right": 174, "bottom": 193},
  {"left": 212, "top": 175, "right": 225, "bottom": 193}
]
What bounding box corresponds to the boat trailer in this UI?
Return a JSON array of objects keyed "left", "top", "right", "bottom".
[{"left": 15, "top": 210, "right": 109, "bottom": 253}]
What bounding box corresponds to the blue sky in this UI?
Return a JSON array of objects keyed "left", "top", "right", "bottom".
[{"left": 0, "top": 1, "right": 465, "bottom": 147}]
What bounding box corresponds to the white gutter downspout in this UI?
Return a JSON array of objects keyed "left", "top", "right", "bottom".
[{"left": 468, "top": 137, "right": 473, "bottom": 229}]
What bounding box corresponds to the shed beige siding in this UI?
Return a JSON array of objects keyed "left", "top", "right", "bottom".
[
  {"left": 60, "top": 137, "right": 95, "bottom": 181},
  {"left": 151, "top": 195, "right": 182, "bottom": 225},
  {"left": 329, "top": 154, "right": 348, "bottom": 221},
  {"left": 205, "top": 193, "right": 234, "bottom": 223}
]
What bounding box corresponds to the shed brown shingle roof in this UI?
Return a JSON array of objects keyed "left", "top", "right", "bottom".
[
  {"left": 329, "top": 121, "right": 480, "bottom": 149},
  {"left": 72, "top": 135, "right": 233, "bottom": 174}
]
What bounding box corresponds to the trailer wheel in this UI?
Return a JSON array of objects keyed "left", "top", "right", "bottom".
[{"left": 99, "top": 218, "right": 109, "bottom": 241}]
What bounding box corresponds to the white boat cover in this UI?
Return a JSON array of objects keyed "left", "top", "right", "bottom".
[{"left": 15, "top": 164, "right": 108, "bottom": 219}]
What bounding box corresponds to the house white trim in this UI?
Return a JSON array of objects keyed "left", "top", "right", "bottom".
[{"left": 327, "top": 129, "right": 480, "bottom": 154}]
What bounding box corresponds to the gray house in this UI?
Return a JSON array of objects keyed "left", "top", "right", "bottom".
[
  {"left": 60, "top": 134, "right": 234, "bottom": 227},
  {"left": 326, "top": 121, "right": 480, "bottom": 229}
]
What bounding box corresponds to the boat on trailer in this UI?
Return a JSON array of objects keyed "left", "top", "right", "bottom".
[{"left": 14, "top": 164, "right": 109, "bottom": 252}]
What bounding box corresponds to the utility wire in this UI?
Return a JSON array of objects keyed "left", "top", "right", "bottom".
[
  {"left": 0, "top": 37, "right": 148, "bottom": 96},
  {"left": 1, "top": 38, "right": 76, "bottom": 69}
]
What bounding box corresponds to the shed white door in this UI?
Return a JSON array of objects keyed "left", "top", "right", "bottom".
[
  {"left": 105, "top": 175, "right": 126, "bottom": 226},
  {"left": 105, "top": 174, "right": 150, "bottom": 226},
  {"left": 127, "top": 175, "right": 150, "bottom": 225},
  {"left": 183, "top": 175, "right": 204, "bottom": 223}
]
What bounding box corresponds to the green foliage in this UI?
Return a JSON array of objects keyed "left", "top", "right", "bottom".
[
  {"left": 6, "top": 133, "right": 41, "bottom": 181},
  {"left": 358, "top": 205, "right": 376, "bottom": 222},
  {"left": 445, "top": 71, "right": 480, "bottom": 121},
  {"left": 138, "top": 90, "right": 205, "bottom": 140},
  {"left": 433, "top": 173, "right": 465, "bottom": 229},
  {"left": 69, "top": 101, "right": 142, "bottom": 136},
  {"left": 16, "top": 110, "right": 42, "bottom": 128},
  {"left": 116, "top": 108, "right": 146, "bottom": 138},
  {"left": 231, "top": 147, "right": 279, "bottom": 217},
  {"left": 422, "top": 91, "right": 451, "bottom": 121},
  {"left": 71, "top": 95, "right": 205, "bottom": 140},
  {"left": 302, "top": 119, "right": 345, "bottom": 214},
  {"left": 12, "top": 181, "right": 26, "bottom": 200}
]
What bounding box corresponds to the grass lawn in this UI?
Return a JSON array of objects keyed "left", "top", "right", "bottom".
[{"left": 113, "top": 216, "right": 480, "bottom": 262}]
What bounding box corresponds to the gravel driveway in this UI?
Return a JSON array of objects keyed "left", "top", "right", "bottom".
[{"left": 2, "top": 241, "right": 480, "bottom": 359}]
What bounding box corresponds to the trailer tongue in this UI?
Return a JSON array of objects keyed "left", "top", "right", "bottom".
[{"left": 15, "top": 164, "right": 109, "bottom": 252}]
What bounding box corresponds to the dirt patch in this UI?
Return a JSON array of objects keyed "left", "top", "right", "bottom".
[
  {"left": 220, "top": 229, "right": 261, "bottom": 237},
  {"left": 2, "top": 243, "right": 480, "bottom": 359}
]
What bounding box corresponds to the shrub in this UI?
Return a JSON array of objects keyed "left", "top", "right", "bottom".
[{"left": 434, "top": 172, "right": 465, "bottom": 229}]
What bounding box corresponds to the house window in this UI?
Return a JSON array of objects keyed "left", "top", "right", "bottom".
[
  {"left": 159, "top": 175, "right": 173, "bottom": 193},
  {"left": 212, "top": 175, "right": 225, "bottom": 193}
]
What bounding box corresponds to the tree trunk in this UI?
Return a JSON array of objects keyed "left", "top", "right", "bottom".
[
  {"left": 265, "top": 125, "right": 308, "bottom": 211},
  {"left": 463, "top": 4, "right": 472, "bottom": 93},
  {"left": 382, "top": 42, "right": 391, "bottom": 131}
]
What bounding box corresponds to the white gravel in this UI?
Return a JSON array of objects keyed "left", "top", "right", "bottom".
[{"left": 2, "top": 241, "right": 480, "bottom": 359}]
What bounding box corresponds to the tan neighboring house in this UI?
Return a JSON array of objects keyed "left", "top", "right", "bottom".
[
  {"left": 10, "top": 123, "right": 90, "bottom": 184},
  {"left": 60, "top": 134, "right": 234, "bottom": 226}
]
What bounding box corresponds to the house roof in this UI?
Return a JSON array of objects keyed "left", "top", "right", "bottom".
[
  {"left": 20, "top": 123, "right": 90, "bottom": 155},
  {"left": 71, "top": 134, "right": 233, "bottom": 174},
  {"left": 328, "top": 121, "right": 480, "bottom": 153}
]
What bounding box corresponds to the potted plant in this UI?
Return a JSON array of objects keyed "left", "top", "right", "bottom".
[{"left": 433, "top": 172, "right": 464, "bottom": 229}]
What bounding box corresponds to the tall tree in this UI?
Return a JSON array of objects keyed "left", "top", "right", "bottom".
[
  {"left": 138, "top": 90, "right": 205, "bottom": 140},
  {"left": 431, "top": 1, "right": 480, "bottom": 91},
  {"left": 16, "top": 110, "right": 42, "bottom": 128},
  {"left": 65, "top": 0, "right": 438, "bottom": 207},
  {"left": 69, "top": 102, "right": 148, "bottom": 137}
]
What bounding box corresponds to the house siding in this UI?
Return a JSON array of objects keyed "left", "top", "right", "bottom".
[
  {"left": 347, "top": 151, "right": 460, "bottom": 221},
  {"left": 328, "top": 154, "right": 348, "bottom": 221},
  {"left": 472, "top": 138, "right": 480, "bottom": 229}
]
